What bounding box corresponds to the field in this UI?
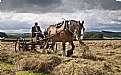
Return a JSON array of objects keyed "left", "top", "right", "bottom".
[{"left": 1, "top": 40, "right": 121, "bottom": 75}]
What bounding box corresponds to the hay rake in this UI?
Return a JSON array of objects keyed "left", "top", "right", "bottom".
[{"left": 14, "top": 38, "right": 57, "bottom": 53}]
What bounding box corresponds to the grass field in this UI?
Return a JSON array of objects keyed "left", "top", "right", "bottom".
[{"left": 1, "top": 40, "right": 121, "bottom": 75}]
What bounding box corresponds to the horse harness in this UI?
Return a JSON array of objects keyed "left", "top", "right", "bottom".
[
  {"left": 63, "top": 20, "right": 78, "bottom": 35},
  {"left": 55, "top": 20, "right": 74, "bottom": 36}
]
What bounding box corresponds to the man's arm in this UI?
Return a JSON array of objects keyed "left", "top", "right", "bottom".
[
  {"left": 38, "top": 26, "right": 42, "bottom": 33},
  {"left": 32, "top": 27, "right": 35, "bottom": 37}
]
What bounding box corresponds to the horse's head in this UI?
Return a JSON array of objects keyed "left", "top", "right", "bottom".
[{"left": 73, "top": 20, "right": 85, "bottom": 41}]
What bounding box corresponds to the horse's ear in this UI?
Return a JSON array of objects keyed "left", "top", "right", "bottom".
[
  {"left": 79, "top": 21, "right": 81, "bottom": 24},
  {"left": 82, "top": 21, "right": 84, "bottom": 25}
]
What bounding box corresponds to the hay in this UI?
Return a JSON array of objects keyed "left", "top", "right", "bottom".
[
  {"left": 15, "top": 55, "right": 62, "bottom": 73},
  {"left": 1, "top": 41, "right": 121, "bottom": 74},
  {"left": 53, "top": 62, "right": 107, "bottom": 75}
]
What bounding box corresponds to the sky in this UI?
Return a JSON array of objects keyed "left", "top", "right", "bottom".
[{"left": 0, "top": 0, "right": 121, "bottom": 33}]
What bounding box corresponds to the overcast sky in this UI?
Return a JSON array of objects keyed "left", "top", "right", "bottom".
[{"left": 0, "top": 0, "right": 121, "bottom": 33}]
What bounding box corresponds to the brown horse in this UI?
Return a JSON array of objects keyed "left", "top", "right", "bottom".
[{"left": 44, "top": 20, "right": 85, "bottom": 57}]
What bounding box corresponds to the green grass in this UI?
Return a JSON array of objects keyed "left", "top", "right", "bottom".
[
  {"left": 0, "top": 61, "right": 14, "bottom": 70},
  {"left": 17, "top": 71, "right": 54, "bottom": 75},
  {"left": 17, "top": 71, "right": 39, "bottom": 75},
  {"left": 0, "top": 62, "right": 39, "bottom": 75}
]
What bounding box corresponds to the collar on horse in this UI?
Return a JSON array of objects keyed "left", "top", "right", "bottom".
[
  {"left": 56, "top": 21, "right": 64, "bottom": 28},
  {"left": 63, "top": 20, "right": 75, "bottom": 35}
]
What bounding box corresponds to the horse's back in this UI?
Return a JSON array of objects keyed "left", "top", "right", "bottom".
[{"left": 47, "top": 24, "right": 64, "bottom": 35}]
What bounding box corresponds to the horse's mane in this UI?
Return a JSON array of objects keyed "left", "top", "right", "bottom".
[{"left": 70, "top": 20, "right": 78, "bottom": 27}]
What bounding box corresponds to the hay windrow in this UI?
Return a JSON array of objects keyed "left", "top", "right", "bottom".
[
  {"left": 53, "top": 62, "right": 108, "bottom": 75},
  {"left": 15, "top": 55, "right": 62, "bottom": 73}
]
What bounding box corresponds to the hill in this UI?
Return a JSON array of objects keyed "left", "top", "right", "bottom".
[
  {"left": 7, "top": 33, "right": 31, "bottom": 38},
  {"left": 0, "top": 32, "right": 8, "bottom": 38},
  {"left": 102, "top": 31, "right": 121, "bottom": 38},
  {"left": 83, "top": 32, "right": 103, "bottom": 39},
  {"left": 83, "top": 31, "right": 121, "bottom": 39}
]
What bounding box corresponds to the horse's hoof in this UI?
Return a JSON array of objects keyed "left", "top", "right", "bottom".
[
  {"left": 67, "top": 50, "right": 73, "bottom": 57},
  {"left": 40, "top": 46, "right": 43, "bottom": 49},
  {"left": 62, "top": 54, "right": 66, "bottom": 57}
]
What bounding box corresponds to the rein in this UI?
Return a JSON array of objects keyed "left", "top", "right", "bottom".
[
  {"left": 64, "top": 21, "right": 74, "bottom": 35},
  {"left": 44, "top": 29, "right": 64, "bottom": 40},
  {"left": 65, "top": 27, "right": 74, "bottom": 35}
]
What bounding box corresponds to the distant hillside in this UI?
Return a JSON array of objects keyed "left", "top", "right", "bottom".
[
  {"left": 0, "top": 32, "right": 8, "bottom": 38},
  {"left": 83, "top": 31, "right": 121, "bottom": 39},
  {"left": 102, "top": 31, "right": 121, "bottom": 38},
  {"left": 83, "top": 32, "right": 103, "bottom": 39},
  {"left": 7, "top": 33, "right": 31, "bottom": 38}
]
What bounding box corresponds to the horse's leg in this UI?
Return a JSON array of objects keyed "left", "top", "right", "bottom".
[
  {"left": 44, "top": 39, "right": 50, "bottom": 49},
  {"left": 42, "top": 39, "right": 49, "bottom": 53},
  {"left": 51, "top": 41, "right": 56, "bottom": 53},
  {"left": 67, "top": 41, "right": 75, "bottom": 57},
  {"left": 62, "top": 42, "right": 66, "bottom": 56}
]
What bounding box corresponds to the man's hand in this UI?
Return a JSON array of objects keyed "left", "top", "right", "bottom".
[{"left": 34, "top": 32, "right": 41, "bottom": 34}]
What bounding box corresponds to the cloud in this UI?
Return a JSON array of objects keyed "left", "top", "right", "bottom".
[
  {"left": 1, "top": 29, "right": 30, "bottom": 33},
  {"left": 0, "top": 0, "right": 62, "bottom": 13},
  {"left": 0, "top": 0, "right": 121, "bottom": 33},
  {"left": 0, "top": 9, "right": 121, "bottom": 33},
  {"left": 0, "top": 20, "right": 30, "bottom": 30},
  {"left": 91, "top": 23, "right": 121, "bottom": 32},
  {"left": 0, "top": 0, "right": 121, "bottom": 13}
]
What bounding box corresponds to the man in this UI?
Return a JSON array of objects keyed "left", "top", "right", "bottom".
[{"left": 32, "top": 22, "right": 44, "bottom": 41}]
